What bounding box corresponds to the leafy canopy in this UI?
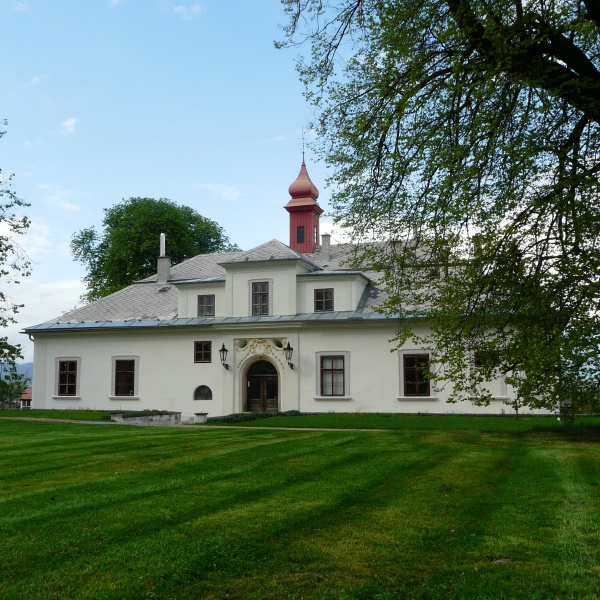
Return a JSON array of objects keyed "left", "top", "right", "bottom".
[
  {"left": 281, "top": 0, "right": 600, "bottom": 411},
  {"left": 71, "top": 197, "right": 239, "bottom": 302},
  {"left": 0, "top": 121, "right": 31, "bottom": 375},
  {"left": 0, "top": 357, "right": 28, "bottom": 408}
]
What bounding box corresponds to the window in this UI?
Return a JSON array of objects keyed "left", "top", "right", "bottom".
[
  {"left": 252, "top": 281, "right": 269, "bottom": 316},
  {"left": 194, "top": 341, "right": 212, "bottom": 363},
  {"left": 315, "top": 288, "right": 334, "bottom": 312},
  {"left": 320, "top": 355, "right": 345, "bottom": 396},
  {"left": 114, "top": 359, "right": 135, "bottom": 396},
  {"left": 58, "top": 360, "right": 78, "bottom": 396},
  {"left": 194, "top": 385, "right": 213, "bottom": 400},
  {"left": 474, "top": 350, "right": 500, "bottom": 368},
  {"left": 297, "top": 225, "right": 305, "bottom": 244},
  {"left": 197, "top": 294, "right": 215, "bottom": 316},
  {"left": 403, "top": 354, "right": 430, "bottom": 396}
]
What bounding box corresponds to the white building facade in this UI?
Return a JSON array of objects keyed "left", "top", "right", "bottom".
[{"left": 25, "top": 162, "right": 517, "bottom": 419}]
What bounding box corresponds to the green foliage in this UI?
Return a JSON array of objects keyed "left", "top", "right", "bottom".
[
  {"left": 0, "top": 409, "right": 111, "bottom": 421},
  {"left": 208, "top": 410, "right": 302, "bottom": 424},
  {"left": 114, "top": 409, "right": 178, "bottom": 419},
  {"left": 0, "top": 343, "right": 27, "bottom": 408},
  {"left": 71, "top": 197, "right": 239, "bottom": 301},
  {"left": 0, "top": 121, "right": 31, "bottom": 379},
  {"left": 281, "top": 0, "right": 600, "bottom": 412}
]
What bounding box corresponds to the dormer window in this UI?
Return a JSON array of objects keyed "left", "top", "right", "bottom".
[
  {"left": 252, "top": 282, "right": 269, "bottom": 316},
  {"left": 197, "top": 294, "right": 215, "bottom": 316},
  {"left": 315, "top": 288, "right": 334, "bottom": 312}
]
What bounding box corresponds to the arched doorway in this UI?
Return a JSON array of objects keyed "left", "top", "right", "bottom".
[{"left": 245, "top": 360, "right": 279, "bottom": 412}]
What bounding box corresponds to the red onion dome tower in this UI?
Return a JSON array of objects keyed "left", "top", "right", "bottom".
[{"left": 284, "top": 159, "right": 323, "bottom": 253}]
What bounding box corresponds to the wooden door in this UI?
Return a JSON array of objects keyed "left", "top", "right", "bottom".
[{"left": 246, "top": 360, "right": 278, "bottom": 412}]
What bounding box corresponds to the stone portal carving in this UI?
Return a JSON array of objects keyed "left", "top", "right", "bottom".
[{"left": 235, "top": 338, "right": 286, "bottom": 370}]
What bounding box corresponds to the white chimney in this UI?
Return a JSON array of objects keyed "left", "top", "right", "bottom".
[
  {"left": 156, "top": 233, "right": 171, "bottom": 284},
  {"left": 321, "top": 233, "right": 331, "bottom": 262}
]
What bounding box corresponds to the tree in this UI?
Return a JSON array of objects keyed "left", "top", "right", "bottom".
[
  {"left": 71, "top": 197, "right": 239, "bottom": 302},
  {"left": 281, "top": 0, "right": 600, "bottom": 412},
  {"left": 0, "top": 343, "right": 28, "bottom": 408},
  {"left": 0, "top": 121, "right": 31, "bottom": 383}
]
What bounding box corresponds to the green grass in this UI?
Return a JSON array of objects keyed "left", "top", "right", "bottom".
[
  {"left": 0, "top": 408, "right": 111, "bottom": 421},
  {"left": 1, "top": 420, "right": 599, "bottom": 599},
  {"left": 208, "top": 411, "right": 600, "bottom": 434}
]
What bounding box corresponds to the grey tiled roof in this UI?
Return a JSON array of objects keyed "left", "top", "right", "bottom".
[
  {"left": 43, "top": 282, "right": 179, "bottom": 325},
  {"left": 141, "top": 250, "right": 238, "bottom": 282},
  {"left": 27, "top": 239, "right": 389, "bottom": 329},
  {"left": 26, "top": 311, "right": 397, "bottom": 333},
  {"left": 219, "top": 239, "right": 321, "bottom": 270}
]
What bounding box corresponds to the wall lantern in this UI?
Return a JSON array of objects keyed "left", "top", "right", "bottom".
[
  {"left": 284, "top": 341, "right": 294, "bottom": 369},
  {"left": 219, "top": 343, "right": 229, "bottom": 370}
]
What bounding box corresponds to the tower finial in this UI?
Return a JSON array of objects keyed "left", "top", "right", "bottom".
[{"left": 301, "top": 127, "right": 305, "bottom": 164}]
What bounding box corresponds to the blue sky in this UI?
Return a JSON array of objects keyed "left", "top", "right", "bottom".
[{"left": 1, "top": 0, "right": 335, "bottom": 361}]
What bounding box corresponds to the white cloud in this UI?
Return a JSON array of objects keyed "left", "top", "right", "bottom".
[
  {"left": 0, "top": 219, "right": 74, "bottom": 266},
  {"left": 38, "top": 184, "right": 82, "bottom": 212},
  {"left": 60, "top": 117, "right": 78, "bottom": 135},
  {"left": 49, "top": 197, "right": 81, "bottom": 212},
  {"left": 25, "top": 74, "right": 48, "bottom": 87},
  {"left": 320, "top": 220, "right": 353, "bottom": 244},
  {"left": 20, "top": 221, "right": 53, "bottom": 260},
  {"left": 0, "top": 218, "right": 87, "bottom": 361},
  {"left": 193, "top": 183, "right": 244, "bottom": 201},
  {"left": 172, "top": 4, "right": 204, "bottom": 21},
  {"left": 23, "top": 138, "right": 43, "bottom": 149},
  {"left": 11, "top": 1, "right": 31, "bottom": 12},
  {"left": 109, "top": 0, "right": 123, "bottom": 5},
  {"left": 4, "top": 278, "right": 85, "bottom": 362}
]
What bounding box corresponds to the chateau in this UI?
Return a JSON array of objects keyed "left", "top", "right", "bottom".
[{"left": 25, "top": 161, "right": 514, "bottom": 420}]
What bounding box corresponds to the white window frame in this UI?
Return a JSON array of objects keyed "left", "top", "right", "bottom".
[
  {"left": 248, "top": 279, "right": 273, "bottom": 316},
  {"left": 194, "top": 340, "right": 212, "bottom": 363},
  {"left": 470, "top": 351, "right": 509, "bottom": 400},
  {"left": 397, "top": 349, "right": 438, "bottom": 401},
  {"left": 314, "top": 351, "right": 351, "bottom": 401},
  {"left": 314, "top": 288, "right": 334, "bottom": 312},
  {"left": 197, "top": 294, "right": 216, "bottom": 317},
  {"left": 110, "top": 356, "right": 140, "bottom": 400},
  {"left": 53, "top": 357, "right": 81, "bottom": 400}
]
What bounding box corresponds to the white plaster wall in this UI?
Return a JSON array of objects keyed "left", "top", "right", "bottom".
[
  {"left": 297, "top": 276, "right": 367, "bottom": 313},
  {"left": 31, "top": 323, "right": 544, "bottom": 419},
  {"left": 227, "top": 263, "right": 299, "bottom": 316},
  {"left": 32, "top": 330, "right": 234, "bottom": 419},
  {"left": 294, "top": 324, "right": 535, "bottom": 415},
  {"left": 177, "top": 282, "right": 226, "bottom": 318}
]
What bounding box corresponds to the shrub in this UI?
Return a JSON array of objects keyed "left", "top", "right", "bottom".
[{"left": 209, "top": 410, "right": 302, "bottom": 424}]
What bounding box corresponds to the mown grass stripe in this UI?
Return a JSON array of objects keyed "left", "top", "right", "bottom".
[{"left": 0, "top": 421, "right": 599, "bottom": 599}]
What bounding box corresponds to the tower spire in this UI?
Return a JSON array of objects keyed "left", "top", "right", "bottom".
[{"left": 284, "top": 156, "right": 323, "bottom": 253}]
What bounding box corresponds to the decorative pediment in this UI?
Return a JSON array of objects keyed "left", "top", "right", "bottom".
[{"left": 235, "top": 338, "right": 287, "bottom": 369}]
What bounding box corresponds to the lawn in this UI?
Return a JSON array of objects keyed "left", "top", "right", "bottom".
[
  {"left": 0, "top": 408, "right": 110, "bottom": 421},
  {"left": 207, "top": 411, "right": 600, "bottom": 433},
  {"left": 0, "top": 419, "right": 599, "bottom": 599}
]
